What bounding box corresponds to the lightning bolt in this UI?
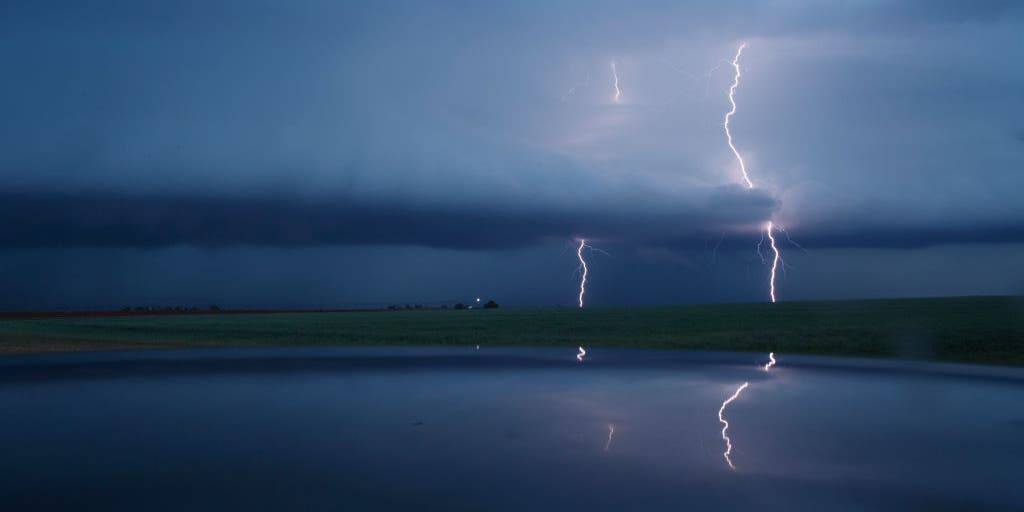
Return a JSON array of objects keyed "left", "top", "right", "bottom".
[
  {"left": 721, "top": 42, "right": 788, "bottom": 304},
  {"left": 724, "top": 43, "right": 753, "bottom": 189},
  {"left": 573, "top": 239, "right": 593, "bottom": 363},
  {"left": 611, "top": 61, "right": 622, "bottom": 103},
  {"left": 766, "top": 222, "right": 781, "bottom": 303},
  {"left": 576, "top": 239, "right": 589, "bottom": 308},
  {"left": 605, "top": 424, "right": 615, "bottom": 452},
  {"left": 717, "top": 353, "right": 773, "bottom": 471},
  {"left": 718, "top": 381, "right": 749, "bottom": 470}
]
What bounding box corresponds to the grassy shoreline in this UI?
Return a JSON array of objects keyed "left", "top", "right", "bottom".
[{"left": 1, "top": 296, "right": 1022, "bottom": 366}]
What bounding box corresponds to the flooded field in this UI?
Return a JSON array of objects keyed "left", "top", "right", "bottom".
[{"left": 1, "top": 347, "right": 1021, "bottom": 510}]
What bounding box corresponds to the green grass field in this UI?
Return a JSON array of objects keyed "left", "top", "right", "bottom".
[{"left": 2, "top": 296, "right": 1023, "bottom": 366}]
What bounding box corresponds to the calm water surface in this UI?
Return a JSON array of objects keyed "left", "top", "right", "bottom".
[{"left": 0, "top": 347, "right": 1021, "bottom": 510}]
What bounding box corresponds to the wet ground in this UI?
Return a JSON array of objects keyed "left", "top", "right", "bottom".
[{"left": 1, "top": 346, "right": 1021, "bottom": 510}]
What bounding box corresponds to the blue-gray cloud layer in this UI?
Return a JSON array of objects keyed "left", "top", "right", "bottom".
[{"left": 2, "top": 0, "right": 1022, "bottom": 251}]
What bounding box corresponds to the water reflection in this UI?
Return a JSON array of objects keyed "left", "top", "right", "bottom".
[
  {"left": 714, "top": 353, "right": 778, "bottom": 470},
  {"left": 2, "top": 347, "right": 1021, "bottom": 510},
  {"left": 605, "top": 424, "right": 615, "bottom": 452},
  {"left": 718, "top": 382, "right": 750, "bottom": 470}
]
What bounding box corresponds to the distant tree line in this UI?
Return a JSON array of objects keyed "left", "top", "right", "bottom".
[
  {"left": 388, "top": 300, "right": 499, "bottom": 311},
  {"left": 121, "top": 305, "right": 221, "bottom": 313},
  {"left": 453, "top": 300, "right": 499, "bottom": 310},
  {"left": 121, "top": 301, "right": 502, "bottom": 314}
]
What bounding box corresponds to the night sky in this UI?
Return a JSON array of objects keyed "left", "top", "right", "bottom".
[{"left": 2, "top": 1, "right": 1023, "bottom": 310}]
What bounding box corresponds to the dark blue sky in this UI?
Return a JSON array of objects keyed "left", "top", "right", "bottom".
[{"left": 1, "top": 1, "right": 1022, "bottom": 310}]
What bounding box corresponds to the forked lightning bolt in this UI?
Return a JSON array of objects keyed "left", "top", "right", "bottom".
[{"left": 719, "top": 382, "right": 749, "bottom": 470}]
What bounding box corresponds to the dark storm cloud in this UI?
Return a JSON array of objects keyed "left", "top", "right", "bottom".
[
  {"left": 793, "top": 224, "right": 1024, "bottom": 249},
  {"left": 1, "top": 188, "right": 1019, "bottom": 251},
  {"left": 0, "top": 188, "right": 778, "bottom": 250}
]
